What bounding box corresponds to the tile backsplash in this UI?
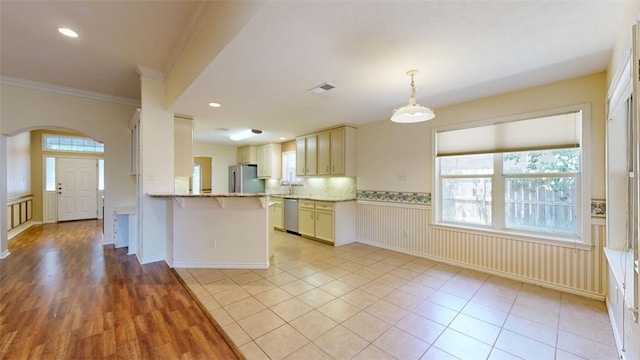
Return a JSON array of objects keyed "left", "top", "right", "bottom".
[{"left": 266, "top": 177, "right": 356, "bottom": 198}]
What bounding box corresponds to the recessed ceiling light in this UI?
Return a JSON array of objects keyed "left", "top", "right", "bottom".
[
  {"left": 58, "top": 27, "right": 78, "bottom": 38},
  {"left": 208, "top": 102, "right": 221, "bottom": 108},
  {"left": 279, "top": 137, "right": 286, "bottom": 140}
]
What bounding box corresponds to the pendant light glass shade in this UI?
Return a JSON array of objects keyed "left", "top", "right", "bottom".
[{"left": 391, "top": 70, "right": 435, "bottom": 123}]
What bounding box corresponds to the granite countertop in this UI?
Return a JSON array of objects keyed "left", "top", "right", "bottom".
[
  {"left": 268, "top": 194, "right": 356, "bottom": 202},
  {"left": 147, "top": 193, "right": 268, "bottom": 198}
]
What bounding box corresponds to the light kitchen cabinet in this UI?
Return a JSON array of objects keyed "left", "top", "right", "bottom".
[
  {"left": 317, "top": 131, "right": 331, "bottom": 175},
  {"left": 237, "top": 145, "right": 257, "bottom": 164},
  {"left": 296, "top": 126, "right": 356, "bottom": 177},
  {"left": 314, "top": 201, "right": 334, "bottom": 242},
  {"left": 297, "top": 199, "right": 355, "bottom": 245},
  {"left": 257, "top": 143, "right": 282, "bottom": 179},
  {"left": 295, "top": 135, "right": 317, "bottom": 176},
  {"left": 298, "top": 200, "right": 316, "bottom": 237},
  {"left": 270, "top": 196, "right": 284, "bottom": 230}
]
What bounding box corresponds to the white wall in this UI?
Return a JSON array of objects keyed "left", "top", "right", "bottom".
[
  {"left": 6, "top": 131, "right": 30, "bottom": 198},
  {"left": 194, "top": 142, "right": 237, "bottom": 193},
  {"left": 139, "top": 76, "right": 175, "bottom": 264},
  {"left": 0, "top": 84, "right": 137, "bottom": 251}
]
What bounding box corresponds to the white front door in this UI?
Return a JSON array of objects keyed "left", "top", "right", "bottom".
[{"left": 57, "top": 158, "right": 98, "bottom": 221}]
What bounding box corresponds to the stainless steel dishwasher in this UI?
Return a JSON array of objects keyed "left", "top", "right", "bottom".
[{"left": 284, "top": 198, "right": 299, "bottom": 234}]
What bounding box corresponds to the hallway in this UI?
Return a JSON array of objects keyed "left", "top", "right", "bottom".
[{"left": 0, "top": 220, "right": 241, "bottom": 359}]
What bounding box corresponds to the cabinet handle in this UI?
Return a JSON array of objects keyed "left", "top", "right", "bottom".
[
  {"left": 311, "top": 213, "right": 314, "bottom": 219},
  {"left": 326, "top": 165, "right": 329, "bottom": 172}
]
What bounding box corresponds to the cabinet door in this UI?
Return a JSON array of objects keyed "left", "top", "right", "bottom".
[
  {"left": 315, "top": 210, "right": 334, "bottom": 243},
  {"left": 317, "top": 131, "right": 331, "bottom": 175},
  {"left": 272, "top": 204, "right": 284, "bottom": 230},
  {"left": 305, "top": 135, "right": 317, "bottom": 176},
  {"left": 330, "top": 128, "right": 345, "bottom": 175},
  {"left": 296, "top": 138, "right": 306, "bottom": 176},
  {"left": 256, "top": 144, "right": 269, "bottom": 178},
  {"left": 299, "top": 208, "right": 315, "bottom": 237}
]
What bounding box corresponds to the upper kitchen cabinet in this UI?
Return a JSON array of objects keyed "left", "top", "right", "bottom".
[
  {"left": 296, "top": 135, "right": 317, "bottom": 176},
  {"left": 174, "top": 115, "right": 193, "bottom": 177},
  {"left": 329, "top": 126, "right": 355, "bottom": 176},
  {"left": 298, "top": 126, "right": 355, "bottom": 177},
  {"left": 257, "top": 142, "right": 282, "bottom": 179},
  {"left": 317, "top": 131, "right": 331, "bottom": 175},
  {"left": 237, "top": 145, "right": 257, "bottom": 164}
]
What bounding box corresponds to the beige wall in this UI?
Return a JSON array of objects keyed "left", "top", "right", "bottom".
[
  {"left": 193, "top": 156, "right": 212, "bottom": 191},
  {"left": 7, "top": 132, "right": 31, "bottom": 198},
  {"left": 281, "top": 140, "right": 295, "bottom": 153},
  {"left": 0, "top": 84, "right": 137, "bottom": 245},
  {"left": 29, "top": 129, "right": 103, "bottom": 222},
  {"left": 357, "top": 72, "right": 607, "bottom": 198}
]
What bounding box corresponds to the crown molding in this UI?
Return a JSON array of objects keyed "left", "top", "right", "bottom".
[
  {"left": 0, "top": 76, "right": 140, "bottom": 107},
  {"left": 136, "top": 65, "right": 165, "bottom": 81}
]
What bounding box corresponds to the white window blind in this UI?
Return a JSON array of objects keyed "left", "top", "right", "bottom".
[{"left": 436, "top": 111, "right": 582, "bottom": 157}]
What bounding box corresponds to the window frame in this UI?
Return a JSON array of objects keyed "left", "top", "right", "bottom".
[
  {"left": 281, "top": 150, "right": 303, "bottom": 184},
  {"left": 433, "top": 104, "right": 591, "bottom": 247},
  {"left": 42, "top": 134, "right": 104, "bottom": 154}
]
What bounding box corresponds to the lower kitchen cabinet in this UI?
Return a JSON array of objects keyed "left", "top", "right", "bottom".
[
  {"left": 298, "top": 199, "right": 355, "bottom": 245},
  {"left": 298, "top": 200, "right": 316, "bottom": 237},
  {"left": 271, "top": 197, "right": 284, "bottom": 230}
]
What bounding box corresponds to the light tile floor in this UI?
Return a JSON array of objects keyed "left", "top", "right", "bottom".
[{"left": 176, "top": 231, "right": 618, "bottom": 360}]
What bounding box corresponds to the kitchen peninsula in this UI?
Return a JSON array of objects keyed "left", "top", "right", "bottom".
[{"left": 148, "top": 193, "right": 271, "bottom": 269}]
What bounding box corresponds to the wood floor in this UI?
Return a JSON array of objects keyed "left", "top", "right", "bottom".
[{"left": 0, "top": 220, "right": 242, "bottom": 359}]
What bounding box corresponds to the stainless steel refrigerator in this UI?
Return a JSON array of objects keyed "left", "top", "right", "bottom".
[{"left": 228, "top": 164, "right": 265, "bottom": 193}]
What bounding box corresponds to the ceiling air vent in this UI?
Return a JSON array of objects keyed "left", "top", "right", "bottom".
[{"left": 308, "top": 82, "right": 336, "bottom": 94}]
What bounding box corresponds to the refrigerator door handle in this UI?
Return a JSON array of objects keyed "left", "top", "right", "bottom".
[{"left": 232, "top": 170, "right": 236, "bottom": 192}]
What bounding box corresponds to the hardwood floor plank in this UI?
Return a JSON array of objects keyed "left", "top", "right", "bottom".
[{"left": 0, "top": 220, "right": 241, "bottom": 359}]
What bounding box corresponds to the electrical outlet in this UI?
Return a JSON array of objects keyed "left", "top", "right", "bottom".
[
  {"left": 210, "top": 239, "right": 216, "bottom": 248},
  {"left": 398, "top": 173, "right": 408, "bottom": 181}
]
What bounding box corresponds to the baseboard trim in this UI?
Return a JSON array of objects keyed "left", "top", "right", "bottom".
[
  {"left": 8, "top": 220, "right": 40, "bottom": 240},
  {"left": 0, "top": 249, "right": 10, "bottom": 259},
  {"left": 139, "top": 254, "right": 166, "bottom": 265}
]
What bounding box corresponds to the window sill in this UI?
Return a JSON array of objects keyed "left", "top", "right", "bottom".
[
  {"left": 603, "top": 248, "right": 636, "bottom": 310},
  {"left": 430, "top": 222, "right": 593, "bottom": 250}
]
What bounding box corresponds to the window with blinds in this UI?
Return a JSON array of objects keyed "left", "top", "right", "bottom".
[{"left": 434, "top": 106, "right": 590, "bottom": 243}]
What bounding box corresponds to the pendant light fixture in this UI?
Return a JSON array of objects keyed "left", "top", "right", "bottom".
[{"left": 391, "top": 69, "right": 435, "bottom": 123}]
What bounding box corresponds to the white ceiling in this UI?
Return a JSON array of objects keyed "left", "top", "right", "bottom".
[{"left": 0, "top": 1, "right": 630, "bottom": 146}]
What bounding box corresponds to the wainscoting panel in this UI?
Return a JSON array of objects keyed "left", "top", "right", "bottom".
[{"left": 357, "top": 200, "right": 606, "bottom": 297}]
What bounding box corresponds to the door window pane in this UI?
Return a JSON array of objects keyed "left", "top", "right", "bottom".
[
  {"left": 45, "top": 157, "right": 56, "bottom": 191},
  {"left": 98, "top": 159, "right": 104, "bottom": 191}
]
